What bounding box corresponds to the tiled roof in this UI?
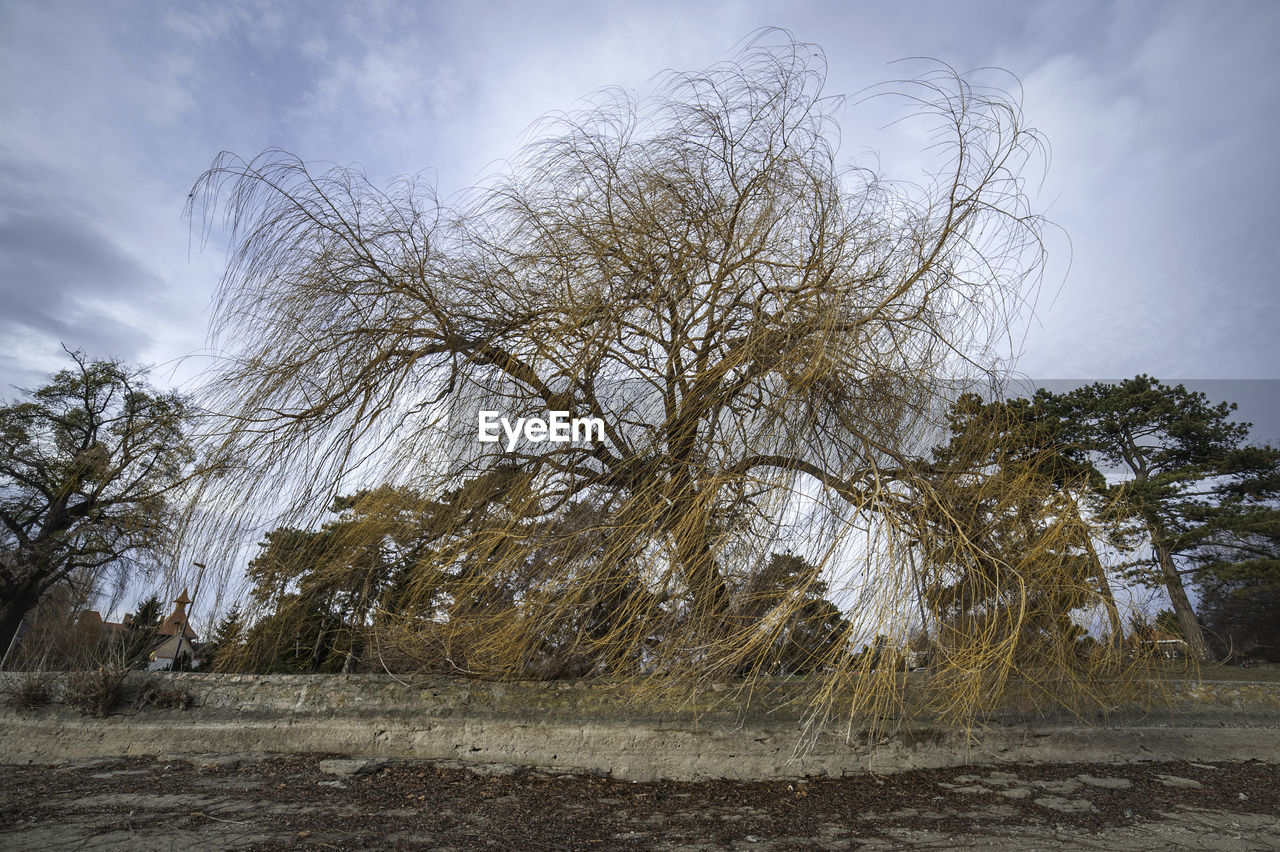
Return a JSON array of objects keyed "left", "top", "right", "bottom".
[{"left": 157, "top": 612, "right": 197, "bottom": 640}]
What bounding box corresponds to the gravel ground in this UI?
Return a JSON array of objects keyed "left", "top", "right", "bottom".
[{"left": 1, "top": 755, "right": 1277, "bottom": 850}]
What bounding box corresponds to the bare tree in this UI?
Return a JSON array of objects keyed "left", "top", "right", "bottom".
[{"left": 187, "top": 36, "right": 1106, "bottom": 723}]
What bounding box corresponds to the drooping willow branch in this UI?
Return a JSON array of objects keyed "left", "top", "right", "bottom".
[{"left": 182, "top": 34, "right": 1148, "bottom": 731}]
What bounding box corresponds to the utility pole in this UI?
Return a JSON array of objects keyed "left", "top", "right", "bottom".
[{"left": 172, "top": 561, "right": 207, "bottom": 672}]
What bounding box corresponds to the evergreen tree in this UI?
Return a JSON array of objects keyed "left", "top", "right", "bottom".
[
  {"left": 734, "top": 552, "right": 852, "bottom": 675},
  {"left": 1045, "top": 377, "right": 1280, "bottom": 662},
  {"left": 200, "top": 605, "right": 245, "bottom": 672},
  {"left": 119, "top": 594, "right": 162, "bottom": 668},
  {"left": 928, "top": 393, "right": 1126, "bottom": 642},
  {"left": 242, "top": 486, "right": 441, "bottom": 673}
]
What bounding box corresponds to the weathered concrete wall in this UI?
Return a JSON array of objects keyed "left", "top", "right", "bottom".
[{"left": 2, "top": 672, "right": 1278, "bottom": 781}]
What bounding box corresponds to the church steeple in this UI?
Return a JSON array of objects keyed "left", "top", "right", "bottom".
[{"left": 158, "top": 589, "right": 197, "bottom": 640}]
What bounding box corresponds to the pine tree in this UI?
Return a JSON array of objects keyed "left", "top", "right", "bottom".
[
  {"left": 202, "top": 605, "right": 245, "bottom": 672},
  {"left": 119, "top": 594, "right": 163, "bottom": 668},
  {"left": 1046, "top": 377, "right": 1280, "bottom": 662}
]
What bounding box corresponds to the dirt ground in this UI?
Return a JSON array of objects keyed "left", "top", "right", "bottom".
[{"left": 1, "top": 755, "right": 1277, "bottom": 850}]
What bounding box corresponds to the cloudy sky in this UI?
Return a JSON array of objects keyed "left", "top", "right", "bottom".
[{"left": 2, "top": 1, "right": 1278, "bottom": 413}]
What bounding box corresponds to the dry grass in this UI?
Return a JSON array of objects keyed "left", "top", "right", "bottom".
[
  {"left": 64, "top": 666, "right": 126, "bottom": 718},
  {"left": 4, "top": 673, "right": 50, "bottom": 711}
]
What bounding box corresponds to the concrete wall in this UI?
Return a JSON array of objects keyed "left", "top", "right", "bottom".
[{"left": 2, "top": 672, "right": 1278, "bottom": 781}]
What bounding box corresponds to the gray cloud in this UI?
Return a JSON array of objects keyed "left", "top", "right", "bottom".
[
  {"left": 1, "top": 0, "right": 1277, "bottom": 399},
  {"left": 0, "top": 200, "right": 168, "bottom": 391}
]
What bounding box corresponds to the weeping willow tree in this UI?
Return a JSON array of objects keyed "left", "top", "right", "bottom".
[
  {"left": 186, "top": 35, "right": 1135, "bottom": 729},
  {"left": 912, "top": 393, "right": 1147, "bottom": 722}
]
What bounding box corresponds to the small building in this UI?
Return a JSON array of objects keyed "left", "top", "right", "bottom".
[
  {"left": 1127, "top": 630, "right": 1188, "bottom": 660},
  {"left": 67, "top": 589, "right": 203, "bottom": 670},
  {"left": 147, "top": 589, "right": 201, "bottom": 670}
]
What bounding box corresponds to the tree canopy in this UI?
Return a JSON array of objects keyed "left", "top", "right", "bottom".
[
  {"left": 186, "top": 37, "right": 1084, "bottom": 723},
  {"left": 1044, "top": 376, "right": 1280, "bottom": 661},
  {"left": 0, "top": 350, "right": 195, "bottom": 659}
]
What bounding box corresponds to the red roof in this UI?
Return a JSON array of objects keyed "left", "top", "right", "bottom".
[{"left": 157, "top": 612, "right": 197, "bottom": 640}]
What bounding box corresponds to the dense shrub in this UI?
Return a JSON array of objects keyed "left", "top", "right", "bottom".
[
  {"left": 3, "top": 674, "right": 50, "bottom": 710},
  {"left": 65, "top": 666, "right": 126, "bottom": 717}
]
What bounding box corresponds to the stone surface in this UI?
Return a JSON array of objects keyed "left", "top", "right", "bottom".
[
  {"left": 4, "top": 755, "right": 1276, "bottom": 851},
  {"left": 1034, "top": 778, "right": 1083, "bottom": 794},
  {"left": 318, "top": 758, "right": 389, "bottom": 777},
  {"left": 2, "top": 671, "right": 1280, "bottom": 782},
  {"left": 1077, "top": 773, "right": 1133, "bottom": 789},
  {"left": 1156, "top": 774, "right": 1205, "bottom": 789},
  {"left": 997, "top": 787, "right": 1033, "bottom": 799},
  {"left": 191, "top": 754, "right": 245, "bottom": 771},
  {"left": 1035, "top": 796, "right": 1097, "bottom": 814}
]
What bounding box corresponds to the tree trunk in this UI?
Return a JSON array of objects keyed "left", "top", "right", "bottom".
[
  {"left": 674, "top": 530, "right": 730, "bottom": 627},
  {"left": 310, "top": 614, "right": 330, "bottom": 672},
  {"left": 0, "top": 592, "right": 37, "bottom": 670},
  {"left": 1084, "top": 533, "right": 1125, "bottom": 646},
  {"left": 1085, "top": 537, "right": 1126, "bottom": 644},
  {"left": 1152, "top": 538, "right": 1213, "bottom": 662},
  {"left": 1068, "top": 494, "right": 1124, "bottom": 645}
]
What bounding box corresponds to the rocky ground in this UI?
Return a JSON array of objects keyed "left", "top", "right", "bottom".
[{"left": 1, "top": 755, "right": 1277, "bottom": 850}]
